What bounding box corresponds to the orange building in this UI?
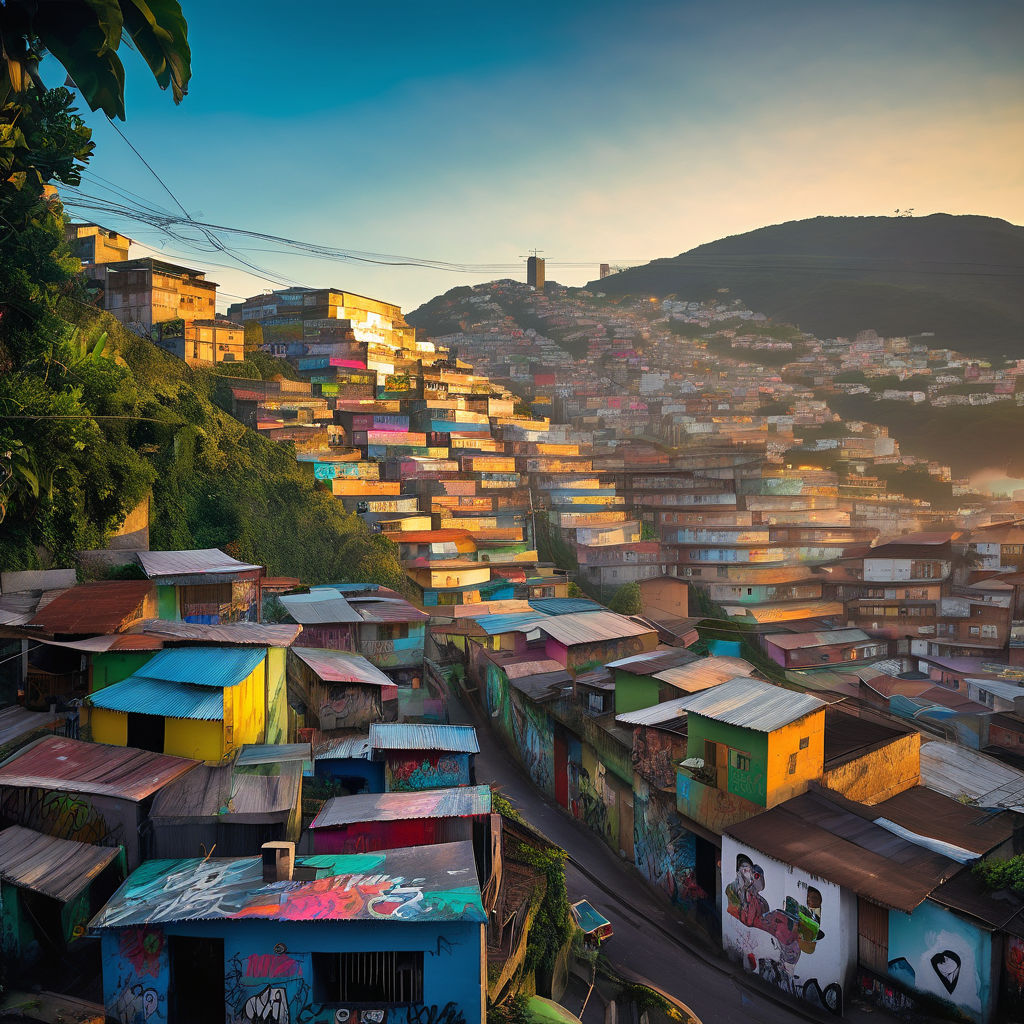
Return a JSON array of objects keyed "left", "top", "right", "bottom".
[{"left": 94, "top": 257, "right": 218, "bottom": 333}]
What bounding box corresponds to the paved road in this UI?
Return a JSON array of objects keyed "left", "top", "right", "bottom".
[{"left": 452, "top": 692, "right": 883, "bottom": 1024}]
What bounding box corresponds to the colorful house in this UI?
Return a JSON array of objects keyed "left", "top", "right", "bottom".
[
  {"left": 288, "top": 646, "right": 398, "bottom": 731},
  {"left": 525, "top": 610, "right": 659, "bottom": 676},
  {"left": 0, "top": 824, "right": 126, "bottom": 970},
  {"left": 137, "top": 548, "right": 265, "bottom": 624},
  {"left": 313, "top": 734, "right": 383, "bottom": 795},
  {"left": 85, "top": 646, "right": 285, "bottom": 761},
  {"left": 370, "top": 723, "right": 480, "bottom": 792},
  {"left": 762, "top": 627, "right": 885, "bottom": 670},
  {"left": 90, "top": 841, "right": 487, "bottom": 1024},
  {"left": 0, "top": 736, "right": 196, "bottom": 868},
  {"left": 309, "top": 784, "right": 493, "bottom": 857}
]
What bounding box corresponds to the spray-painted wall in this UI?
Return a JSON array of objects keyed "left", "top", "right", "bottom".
[
  {"left": 101, "top": 918, "right": 485, "bottom": 1024},
  {"left": 721, "top": 834, "right": 857, "bottom": 1016},
  {"left": 384, "top": 752, "right": 471, "bottom": 792},
  {"left": 887, "top": 898, "right": 995, "bottom": 1024}
]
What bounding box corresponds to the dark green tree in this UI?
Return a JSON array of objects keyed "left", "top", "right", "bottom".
[{"left": 608, "top": 581, "right": 642, "bottom": 616}]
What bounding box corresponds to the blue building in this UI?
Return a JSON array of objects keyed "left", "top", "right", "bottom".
[{"left": 91, "top": 840, "right": 486, "bottom": 1024}]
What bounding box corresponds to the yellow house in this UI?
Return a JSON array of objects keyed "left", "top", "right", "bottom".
[{"left": 85, "top": 647, "right": 276, "bottom": 762}]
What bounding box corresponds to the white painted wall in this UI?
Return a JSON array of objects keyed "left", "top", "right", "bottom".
[{"left": 721, "top": 834, "right": 858, "bottom": 1014}]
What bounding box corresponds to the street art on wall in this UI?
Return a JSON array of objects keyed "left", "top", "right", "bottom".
[
  {"left": 886, "top": 898, "right": 992, "bottom": 1023},
  {"left": 385, "top": 754, "right": 469, "bottom": 792},
  {"left": 91, "top": 845, "right": 487, "bottom": 928},
  {"left": 482, "top": 662, "right": 553, "bottom": 796},
  {"left": 318, "top": 684, "right": 377, "bottom": 731},
  {"left": 721, "top": 836, "right": 847, "bottom": 1016}
]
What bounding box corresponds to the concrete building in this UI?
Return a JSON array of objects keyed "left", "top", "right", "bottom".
[
  {"left": 65, "top": 222, "right": 132, "bottom": 266},
  {"left": 527, "top": 255, "right": 545, "bottom": 291}
]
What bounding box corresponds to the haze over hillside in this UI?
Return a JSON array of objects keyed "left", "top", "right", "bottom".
[{"left": 588, "top": 214, "right": 1024, "bottom": 359}]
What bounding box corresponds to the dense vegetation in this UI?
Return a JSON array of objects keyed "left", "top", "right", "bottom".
[{"left": 592, "top": 215, "right": 1024, "bottom": 359}]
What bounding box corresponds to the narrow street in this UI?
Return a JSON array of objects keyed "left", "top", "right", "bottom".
[{"left": 450, "top": 692, "right": 884, "bottom": 1024}]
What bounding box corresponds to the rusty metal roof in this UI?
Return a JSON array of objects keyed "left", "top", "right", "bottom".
[
  {"left": 310, "top": 784, "right": 491, "bottom": 829},
  {"left": 764, "top": 628, "right": 871, "bottom": 651},
  {"left": 137, "top": 548, "right": 263, "bottom": 582},
  {"left": 0, "top": 736, "right": 196, "bottom": 800},
  {"left": 291, "top": 648, "right": 395, "bottom": 687},
  {"left": 141, "top": 619, "right": 300, "bottom": 646},
  {"left": 653, "top": 656, "right": 758, "bottom": 693},
  {"left": 90, "top": 840, "right": 485, "bottom": 927},
  {"left": 41, "top": 633, "right": 164, "bottom": 653},
  {"left": 27, "top": 580, "right": 154, "bottom": 636},
  {"left": 279, "top": 592, "right": 362, "bottom": 624},
  {"left": 149, "top": 762, "right": 300, "bottom": 822},
  {"left": 350, "top": 597, "right": 429, "bottom": 624},
  {"left": 725, "top": 789, "right": 962, "bottom": 913},
  {"left": 0, "top": 825, "right": 123, "bottom": 903},
  {"left": 313, "top": 734, "right": 371, "bottom": 760},
  {"left": 369, "top": 723, "right": 480, "bottom": 754},
  {"left": 606, "top": 646, "right": 701, "bottom": 675},
  {"left": 529, "top": 610, "right": 655, "bottom": 646}
]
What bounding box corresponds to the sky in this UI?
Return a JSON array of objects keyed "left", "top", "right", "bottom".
[{"left": 59, "top": 0, "right": 1024, "bottom": 314}]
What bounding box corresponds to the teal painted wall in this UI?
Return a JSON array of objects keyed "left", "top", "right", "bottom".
[
  {"left": 91, "top": 651, "right": 157, "bottom": 692},
  {"left": 686, "top": 713, "right": 769, "bottom": 806},
  {"left": 614, "top": 670, "right": 660, "bottom": 715}
]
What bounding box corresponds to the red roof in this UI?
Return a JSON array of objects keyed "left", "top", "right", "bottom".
[
  {"left": 0, "top": 736, "right": 197, "bottom": 801},
  {"left": 28, "top": 580, "right": 154, "bottom": 636}
]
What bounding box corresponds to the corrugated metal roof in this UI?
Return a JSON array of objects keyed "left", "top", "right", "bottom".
[
  {"left": 350, "top": 597, "right": 429, "bottom": 624},
  {"left": 0, "top": 706, "right": 58, "bottom": 747},
  {"left": 723, "top": 602, "right": 846, "bottom": 623},
  {"left": 314, "top": 734, "right": 371, "bottom": 760},
  {"left": 725, "top": 789, "right": 961, "bottom": 913},
  {"left": 142, "top": 620, "right": 300, "bottom": 646},
  {"left": 130, "top": 646, "right": 267, "bottom": 687},
  {"left": 921, "top": 739, "right": 1024, "bottom": 812},
  {"left": 503, "top": 658, "right": 566, "bottom": 679},
  {"left": 473, "top": 612, "right": 548, "bottom": 636},
  {"left": 41, "top": 633, "right": 164, "bottom": 653},
  {"left": 27, "top": 580, "right": 154, "bottom": 635},
  {"left": 606, "top": 647, "right": 700, "bottom": 675},
  {"left": 150, "top": 762, "right": 300, "bottom": 821},
  {"left": 370, "top": 723, "right": 480, "bottom": 754},
  {"left": 527, "top": 598, "right": 603, "bottom": 615},
  {"left": 138, "top": 548, "right": 263, "bottom": 580},
  {"left": 310, "top": 784, "right": 491, "bottom": 828},
  {"left": 653, "top": 655, "right": 757, "bottom": 692},
  {"left": 665, "top": 677, "right": 825, "bottom": 731},
  {"left": 88, "top": 677, "right": 225, "bottom": 721},
  {"left": 90, "top": 840, "right": 485, "bottom": 926},
  {"left": 617, "top": 697, "right": 693, "bottom": 726},
  {"left": 0, "top": 736, "right": 196, "bottom": 800},
  {"left": 529, "top": 610, "right": 655, "bottom": 646},
  {"left": 279, "top": 592, "right": 362, "bottom": 624},
  {"left": 235, "top": 743, "right": 311, "bottom": 766},
  {"left": 765, "top": 628, "right": 871, "bottom": 651},
  {"left": 291, "top": 648, "right": 394, "bottom": 687},
  {"left": 0, "top": 825, "right": 122, "bottom": 902}
]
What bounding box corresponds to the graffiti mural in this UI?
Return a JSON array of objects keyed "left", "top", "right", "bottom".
[
  {"left": 721, "top": 837, "right": 846, "bottom": 1016},
  {"left": 0, "top": 786, "right": 112, "bottom": 846},
  {"left": 318, "top": 684, "right": 377, "bottom": 731},
  {"left": 385, "top": 754, "right": 469, "bottom": 792},
  {"left": 114, "top": 978, "right": 163, "bottom": 1023},
  {"left": 886, "top": 898, "right": 992, "bottom": 1023},
  {"left": 482, "top": 662, "right": 554, "bottom": 795},
  {"left": 119, "top": 927, "right": 166, "bottom": 978},
  {"left": 1006, "top": 935, "right": 1024, "bottom": 994}
]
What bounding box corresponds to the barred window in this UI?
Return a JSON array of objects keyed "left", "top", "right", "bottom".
[{"left": 313, "top": 951, "right": 424, "bottom": 1003}]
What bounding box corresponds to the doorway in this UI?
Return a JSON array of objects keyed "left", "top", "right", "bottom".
[
  {"left": 126, "top": 713, "right": 165, "bottom": 753},
  {"left": 168, "top": 936, "right": 224, "bottom": 1024}
]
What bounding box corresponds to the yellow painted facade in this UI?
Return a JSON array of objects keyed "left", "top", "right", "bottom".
[
  {"left": 88, "top": 707, "right": 127, "bottom": 746},
  {"left": 164, "top": 717, "right": 223, "bottom": 761},
  {"left": 822, "top": 730, "right": 921, "bottom": 805},
  {"left": 764, "top": 708, "right": 826, "bottom": 808},
  {"left": 224, "top": 661, "right": 266, "bottom": 753}
]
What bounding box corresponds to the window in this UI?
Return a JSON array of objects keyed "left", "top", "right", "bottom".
[
  {"left": 787, "top": 752, "right": 798, "bottom": 774},
  {"left": 729, "top": 749, "right": 751, "bottom": 772},
  {"left": 982, "top": 625, "right": 998, "bottom": 639},
  {"left": 313, "top": 951, "right": 424, "bottom": 1002},
  {"left": 799, "top": 736, "right": 809, "bottom": 749}
]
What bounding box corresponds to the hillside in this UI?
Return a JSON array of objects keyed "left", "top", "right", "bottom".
[
  {"left": 0, "top": 303, "right": 405, "bottom": 590},
  {"left": 589, "top": 215, "right": 1024, "bottom": 358}
]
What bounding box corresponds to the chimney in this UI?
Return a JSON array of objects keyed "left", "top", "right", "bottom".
[{"left": 261, "top": 841, "right": 295, "bottom": 884}]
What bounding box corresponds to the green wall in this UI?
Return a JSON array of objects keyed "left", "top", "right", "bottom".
[
  {"left": 156, "top": 585, "right": 178, "bottom": 620},
  {"left": 613, "top": 670, "right": 660, "bottom": 715},
  {"left": 686, "top": 713, "right": 768, "bottom": 806},
  {"left": 91, "top": 651, "right": 157, "bottom": 692}
]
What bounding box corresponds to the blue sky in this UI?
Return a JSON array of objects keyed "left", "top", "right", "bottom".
[{"left": 62, "top": 0, "right": 1024, "bottom": 312}]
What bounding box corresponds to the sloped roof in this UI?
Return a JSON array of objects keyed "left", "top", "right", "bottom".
[
  {"left": 150, "top": 762, "right": 300, "bottom": 823},
  {"left": 27, "top": 580, "right": 153, "bottom": 636},
  {"left": 764, "top": 628, "right": 871, "bottom": 651},
  {"left": 90, "top": 840, "right": 486, "bottom": 927},
  {"left": 0, "top": 736, "right": 196, "bottom": 800},
  {"left": 123, "top": 646, "right": 267, "bottom": 687},
  {"left": 137, "top": 548, "right": 262, "bottom": 582},
  {"left": 279, "top": 592, "right": 362, "bottom": 624},
  {"left": 0, "top": 825, "right": 122, "bottom": 903},
  {"left": 369, "top": 723, "right": 480, "bottom": 754},
  {"left": 310, "top": 784, "right": 491, "bottom": 828},
  {"left": 141, "top": 620, "right": 300, "bottom": 646},
  {"left": 88, "top": 677, "right": 225, "bottom": 721},
  {"left": 606, "top": 646, "right": 700, "bottom": 675},
  {"left": 529, "top": 610, "right": 655, "bottom": 645},
  {"left": 666, "top": 677, "right": 824, "bottom": 731},
  {"left": 291, "top": 647, "right": 395, "bottom": 687},
  {"left": 653, "top": 655, "right": 759, "bottom": 693}
]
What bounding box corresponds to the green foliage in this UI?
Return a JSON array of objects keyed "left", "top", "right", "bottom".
[
  {"left": 973, "top": 855, "right": 1024, "bottom": 894},
  {"left": 243, "top": 320, "right": 264, "bottom": 352},
  {"left": 486, "top": 993, "right": 530, "bottom": 1024},
  {"left": 1, "top": 0, "right": 191, "bottom": 119},
  {"left": 608, "top": 581, "right": 642, "bottom": 616}
]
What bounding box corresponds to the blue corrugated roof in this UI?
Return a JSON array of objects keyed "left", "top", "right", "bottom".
[
  {"left": 528, "top": 598, "right": 603, "bottom": 615},
  {"left": 369, "top": 723, "right": 480, "bottom": 754},
  {"left": 473, "top": 612, "right": 547, "bottom": 636},
  {"left": 88, "top": 677, "right": 224, "bottom": 721},
  {"left": 134, "top": 646, "right": 266, "bottom": 688}
]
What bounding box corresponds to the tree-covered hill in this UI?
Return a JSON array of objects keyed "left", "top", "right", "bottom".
[
  {"left": 0, "top": 301, "right": 405, "bottom": 590},
  {"left": 590, "top": 214, "right": 1024, "bottom": 359}
]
